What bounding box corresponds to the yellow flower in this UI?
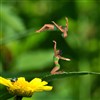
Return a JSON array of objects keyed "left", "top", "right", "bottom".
[{"left": 0, "top": 77, "right": 53, "bottom": 97}]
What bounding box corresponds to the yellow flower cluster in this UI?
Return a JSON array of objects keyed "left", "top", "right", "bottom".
[{"left": 0, "top": 77, "right": 53, "bottom": 97}]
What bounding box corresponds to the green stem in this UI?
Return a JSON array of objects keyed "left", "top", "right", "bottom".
[{"left": 14, "top": 96, "right": 23, "bottom": 100}]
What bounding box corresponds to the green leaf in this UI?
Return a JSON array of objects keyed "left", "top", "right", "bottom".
[
  {"left": 0, "top": 28, "right": 35, "bottom": 44},
  {"left": 15, "top": 50, "right": 53, "bottom": 71},
  {"left": 43, "top": 72, "right": 100, "bottom": 82},
  {"left": 0, "top": 5, "right": 25, "bottom": 32},
  {"left": 0, "top": 86, "right": 14, "bottom": 100},
  {"left": 1, "top": 71, "right": 100, "bottom": 82},
  {"left": 20, "top": 32, "right": 48, "bottom": 51}
]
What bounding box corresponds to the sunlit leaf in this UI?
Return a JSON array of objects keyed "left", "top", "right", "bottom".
[
  {"left": 15, "top": 50, "right": 53, "bottom": 71},
  {"left": 0, "top": 5, "right": 25, "bottom": 32}
]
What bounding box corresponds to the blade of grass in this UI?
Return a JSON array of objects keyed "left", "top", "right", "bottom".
[
  {"left": 42, "top": 71, "right": 100, "bottom": 81},
  {"left": 1, "top": 71, "right": 100, "bottom": 82}
]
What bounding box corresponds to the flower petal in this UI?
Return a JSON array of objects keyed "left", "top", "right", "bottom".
[
  {"left": 29, "top": 78, "right": 43, "bottom": 86},
  {"left": 42, "top": 86, "right": 53, "bottom": 91},
  {"left": 41, "top": 81, "right": 48, "bottom": 85},
  {"left": 35, "top": 86, "right": 53, "bottom": 92},
  {"left": 30, "top": 78, "right": 41, "bottom": 84},
  {"left": 0, "top": 77, "right": 12, "bottom": 87}
]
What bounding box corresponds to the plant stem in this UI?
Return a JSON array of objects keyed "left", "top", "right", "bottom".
[{"left": 14, "top": 96, "right": 23, "bottom": 100}]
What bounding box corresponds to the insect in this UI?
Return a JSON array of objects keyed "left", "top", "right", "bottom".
[{"left": 10, "top": 78, "right": 18, "bottom": 82}]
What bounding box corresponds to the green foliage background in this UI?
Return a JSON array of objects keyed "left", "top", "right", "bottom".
[{"left": 0, "top": 0, "right": 100, "bottom": 100}]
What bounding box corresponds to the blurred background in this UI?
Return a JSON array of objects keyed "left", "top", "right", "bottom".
[{"left": 0, "top": 0, "right": 100, "bottom": 100}]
